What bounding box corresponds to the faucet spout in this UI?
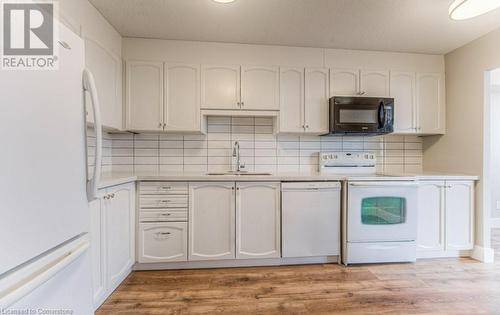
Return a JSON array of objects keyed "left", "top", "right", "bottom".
[{"left": 233, "top": 141, "right": 243, "bottom": 172}]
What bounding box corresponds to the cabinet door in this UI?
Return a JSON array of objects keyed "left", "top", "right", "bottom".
[
  {"left": 241, "top": 66, "right": 280, "bottom": 110},
  {"left": 330, "top": 68, "right": 359, "bottom": 96},
  {"left": 279, "top": 67, "right": 305, "bottom": 133},
  {"left": 84, "top": 38, "right": 122, "bottom": 130},
  {"left": 89, "top": 198, "right": 106, "bottom": 307},
  {"left": 201, "top": 65, "right": 240, "bottom": 110},
  {"left": 125, "top": 61, "right": 164, "bottom": 131},
  {"left": 305, "top": 68, "right": 330, "bottom": 134},
  {"left": 417, "top": 181, "right": 445, "bottom": 252},
  {"left": 105, "top": 183, "right": 135, "bottom": 289},
  {"left": 417, "top": 73, "right": 445, "bottom": 134},
  {"left": 446, "top": 181, "right": 474, "bottom": 251},
  {"left": 391, "top": 71, "right": 417, "bottom": 133},
  {"left": 236, "top": 182, "right": 281, "bottom": 259},
  {"left": 164, "top": 63, "right": 201, "bottom": 132},
  {"left": 189, "top": 182, "right": 235, "bottom": 261},
  {"left": 360, "top": 70, "right": 390, "bottom": 97},
  {"left": 138, "top": 222, "right": 187, "bottom": 263}
]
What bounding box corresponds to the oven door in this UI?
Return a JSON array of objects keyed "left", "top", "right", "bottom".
[{"left": 347, "top": 182, "right": 418, "bottom": 242}]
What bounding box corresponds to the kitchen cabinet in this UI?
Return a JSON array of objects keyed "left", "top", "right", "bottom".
[
  {"left": 391, "top": 71, "right": 417, "bottom": 133},
  {"left": 125, "top": 61, "right": 164, "bottom": 131},
  {"left": 241, "top": 66, "right": 280, "bottom": 110},
  {"left": 279, "top": 67, "right": 304, "bottom": 133},
  {"left": 126, "top": 61, "right": 201, "bottom": 133},
  {"left": 417, "top": 180, "right": 474, "bottom": 257},
  {"left": 138, "top": 222, "right": 188, "bottom": 263},
  {"left": 236, "top": 182, "right": 281, "bottom": 259},
  {"left": 201, "top": 65, "right": 241, "bottom": 110},
  {"left": 189, "top": 182, "right": 236, "bottom": 261},
  {"left": 89, "top": 182, "right": 135, "bottom": 310},
  {"left": 164, "top": 63, "right": 201, "bottom": 132},
  {"left": 279, "top": 68, "right": 329, "bottom": 134},
  {"left": 417, "top": 73, "right": 445, "bottom": 134},
  {"left": 330, "top": 68, "right": 389, "bottom": 97}
]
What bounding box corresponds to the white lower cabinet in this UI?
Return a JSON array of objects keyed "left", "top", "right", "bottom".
[
  {"left": 417, "top": 180, "right": 474, "bottom": 258},
  {"left": 236, "top": 182, "right": 281, "bottom": 259},
  {"left": 189, "top": 182, "right": 236, "bottom": 261},
  {"left": 90, "top": 182, "right": 135, "bottom": 310},
  {"left": 138, "top": 222, "right": 188, "bottom": 263}
]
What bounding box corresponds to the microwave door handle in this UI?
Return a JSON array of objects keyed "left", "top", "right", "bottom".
[{"left": 378, "top": 101, "right": 386, "bottom": 129}]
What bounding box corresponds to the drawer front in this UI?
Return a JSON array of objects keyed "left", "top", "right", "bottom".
[
  {"left": 139, "top": 210, "right": 188, "bottom": 222},
  {"left": 140, "top": 195, "right": 188, "bottom": 208},
  {"left": 138, "top": 222, "right": 188, "bottom": 263},
  {"left": 140, "top": 182, "right": 188, "bottom": 195}
]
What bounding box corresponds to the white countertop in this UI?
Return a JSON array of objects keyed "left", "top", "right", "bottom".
[{"left": 98, "top": 171, "right": 479, "bottom": 190}]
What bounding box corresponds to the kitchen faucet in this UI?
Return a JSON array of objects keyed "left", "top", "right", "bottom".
[{"left": 233, "top": 141, "right": 245, "bottom": 172}]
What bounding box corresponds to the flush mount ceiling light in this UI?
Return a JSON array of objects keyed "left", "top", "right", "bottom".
[
  {"left": 449, "top": 0, "right": 500, "bottom": 20},
  {"left": 212, "top": 0, "right": 236, "bottom": 3}
]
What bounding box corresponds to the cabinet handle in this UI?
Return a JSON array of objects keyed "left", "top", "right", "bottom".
[
  {"left": 155, "top": 232, "right": 171, "bottom": 236},
  {"left": 241, "top": 102, "right": 244, "bottom": 107},
  {"left": 305, "top": 125, "right": 310, "bottom": 129},
  {"left": 161, "top": 186, "right": 172, "bottom": 190},
  {"left": 160, "top": 213, "right": 172, "bottom": 216},
  {"left": 110, "top": 193, "right": 115, "bottom": 199},
  {"left": 359, "top": 91, "right": 366, "bottom": 96},
  {"left": 158, "top": 122, "right": 162, "bottom": 128}
]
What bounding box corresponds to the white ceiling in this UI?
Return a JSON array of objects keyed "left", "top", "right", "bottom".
[{"left": 89, "top": 0, "right": 500, "bottom": 55}]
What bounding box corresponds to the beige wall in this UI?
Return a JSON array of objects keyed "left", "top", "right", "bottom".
[{"left": 423, "top": 27, "right": 500, "bottom": 248}]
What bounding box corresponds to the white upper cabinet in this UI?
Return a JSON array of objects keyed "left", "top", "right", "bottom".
[
  {"left": 126, "top": 61, "right": 164, "bottom": 131},
  {"left": 236, "top": 182, "right": 281, "bottom": 259},
  {"left": 417, "top": 73, "right": 445, "bottom": 134},
  {"left": 189, "top": 182, "right": 236, "bottom": 261},
  {"left": 360, "top": 70, "right": 390, "bottom": 97},
  {"left": 164, "top": 63, "right": 201, "bottom": 132},
  {"left": 84, "top": 38, "right": 122, "bottom": 130},
  {"left": 201, "top": 65, "right": 241, "bottom": 110},
  {"left": 280, "top": 67, "right": 305, "bottom": 133},
  {"left": 330, "top": 68, "right": 359, "bottom": 96},
  {"left": 391, "top": 71, "right": 417, "bottom": 133},
  {"left": 417, "top": 181, "right": 445, "bottom": 252},
  {"left": 305, "top": 68, "right": 330, "bottom": 134},
  {"left": 445, "top": 181, "right": 474, "bottom": 251},
  {"left": 241, "top": 66, "right": 280, "bottom": 110}
]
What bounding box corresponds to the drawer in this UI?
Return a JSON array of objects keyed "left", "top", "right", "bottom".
[
  {"left": 140, "top": 195, "right": 188, "bottom": 208},
  {"left": 138, "top": 222, "right": 188, "bottom": 263},
  {"left": 139, "top": 210, "right": 188, "bottom": 222},
  {"left": 140, "top": 182, "right": 188, "bottom": 195}
]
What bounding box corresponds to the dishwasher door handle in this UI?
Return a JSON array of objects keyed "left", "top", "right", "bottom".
[{"left": 349, "top": 182, "right": 418, "bottom": 188}]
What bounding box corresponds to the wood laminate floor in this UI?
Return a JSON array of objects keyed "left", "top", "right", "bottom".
[{"left": 97, "top": 230, "right": 500, "bottom": 314}]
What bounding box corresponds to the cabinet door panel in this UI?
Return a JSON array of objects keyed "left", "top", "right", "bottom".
[
  {"left": 85, "top": 38, "right": 121, "bottom": 130},
  {"left": 126, "top": 61, "right": 163, "bottom": 131},
  {"left": 279, "top": 67, "right": 304, "bottom": 133},
  {"left": 330, "top": 68, "right": 358, "bottom": 96},
  {"left": 305, "top": 68, "right": 329, "bottom": 134},
  {"left": 446, "top": 181, "right": 474, "bottom": 250},
  {"left": 241, "top": 66, "right": 280, "bottom": 110},
  {"left": 417, "top": 182, "right": 445, "bottom": 252},
  {"left": 165, "top": 63, "right": 200, "bottom": 132},
  {"left": 201, "top": 65, "right": 240, "bottom": 110},
  {"left": 89, "top": 198, "right": 106, "bottom": 306},
  {"left": 391, "top": 71, "right": 416, "bottom": 133},
  {"left": 189, "top": 182, "right": 235, "bottom": 261},
  {"left": 236, "top": 182, "right": 281, "bottom": 259},
  {"left": 417, "top": 73, "right": 445, "bottom": 134},
  {"left": 106, "top": 184, "right": 135, "bottom": 289},
  {"left": 360, "top": 70, "right": 390, "bottom": 97},
  {"left": 138, "top": 222, "right": 187, "bottom": 263}
]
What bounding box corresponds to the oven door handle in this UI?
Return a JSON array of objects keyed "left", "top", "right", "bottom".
[
  {"left": 378, "top": 101, "right": 386, "bottom": 129},
  {"left": 349, "top": 182, "right": 419, "bottom": 188}
]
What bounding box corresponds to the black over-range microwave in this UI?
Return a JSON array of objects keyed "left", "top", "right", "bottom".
[{"left": 326, "top": 96, "right": 394, "bottom": 136}]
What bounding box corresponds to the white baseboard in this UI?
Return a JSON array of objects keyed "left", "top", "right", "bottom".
[
  {"left": 472, "top": 245, "right": 495, "bottom": 263},
  {"left": 491, "top": 218, "right": 500, "bottom": 228}
]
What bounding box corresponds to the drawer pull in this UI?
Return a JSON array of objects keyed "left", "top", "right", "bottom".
[
  {"left": 159, "top": 213, "right": 172, "bottom": 216},
  {"left": 157, "top": 232, "right": 171, "bottom": 235},
  {"left": 160, "top": 186, "right": 171, "bottom": 190}
]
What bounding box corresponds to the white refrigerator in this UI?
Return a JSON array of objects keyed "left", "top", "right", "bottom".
[{"left": 0, "top": 22, "right": 101, "bottom": 314}]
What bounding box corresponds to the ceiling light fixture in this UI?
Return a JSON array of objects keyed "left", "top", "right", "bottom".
[
  {"left": 213, "top": 0, "right": 236, "bottom": 3},
  {"left": 449, "top": 0, "right": 500, "bottom": 20}
]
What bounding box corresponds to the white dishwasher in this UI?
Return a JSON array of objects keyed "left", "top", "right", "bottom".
[{"left": 282, "top": 182, "right": 341, "bottom": 258}]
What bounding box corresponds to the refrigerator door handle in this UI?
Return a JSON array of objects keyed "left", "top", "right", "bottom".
[
  {"left": 83, "top": 69, "right": 102, "bottom": 201},
  {"left": 0, "top": 236, "right": 90, "bottom": 309}
]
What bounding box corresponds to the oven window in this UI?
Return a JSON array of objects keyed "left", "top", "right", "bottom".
[
  {"left": 339, "top": 109, "right": 378, "bottom": 124},
  {"left": 361, "top": 197, "right": 406, "bottom": 225}
]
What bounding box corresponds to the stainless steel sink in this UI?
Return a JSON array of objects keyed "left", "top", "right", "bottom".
[{"left": 206, "top": 171, "right": 272, "bottom": 176}]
